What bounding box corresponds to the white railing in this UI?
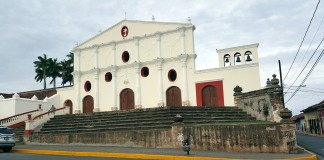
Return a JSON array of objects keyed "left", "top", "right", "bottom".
[
  {"left": 0, "top": 109, "right": 44, "bottom": 127},
  {"left": 25, "top": 106, "right": 70, "bottom": 131}
]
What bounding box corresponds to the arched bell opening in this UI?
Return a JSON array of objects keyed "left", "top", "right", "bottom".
[
  {"left": 245, "top": 51, "right": 253, "bottom": 64},
  {"left": 234, "top": 52, "right": 242, "bottom": 65},
  {"left": 224, "top": 54, "right": 231, "bottom": 67}
]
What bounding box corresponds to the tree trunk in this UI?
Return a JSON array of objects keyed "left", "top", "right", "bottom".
[
  {"left": 43, "top": 73, "right": 47, "bottom": 89},
  {"left": 53, "top": 77, "right": 56, "bottom": 88}
]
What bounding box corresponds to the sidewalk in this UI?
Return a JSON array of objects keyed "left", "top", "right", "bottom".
[{"left": 12, "top": 144, "right": 316, "bottom": 160}]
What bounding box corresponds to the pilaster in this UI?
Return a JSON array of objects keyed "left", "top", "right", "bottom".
[
  {"left": 180, "top": 54, "right": 190, "bottom": 106},
  {"left": 134, "top": 62, "right": 142, "bottom": 109},
  {"left": 179, "top": 27, "right": 186, "bottom": 54},
  {"left": 111, "top": 66, "right": 118, "bottom": 111},
  {"left": 93, "top": 68, "right": 100, "bottom": 112},
  {"left": 156, "top": 33, "right": 162, "bottom": 58},
  {"left": 155, "top": 58, "right": 164, "bottom": 107},
  {"left": 75, "top": 51, "right": 82, "bottom": 114}
]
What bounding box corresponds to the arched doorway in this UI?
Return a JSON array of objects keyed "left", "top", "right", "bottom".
[
  {"left": 64, "top": 99, "right": 73, "bottom": 114},
  {"left": 120, "top": 88, "right": 135, "bottom": 110},
  {"left": 202, "top": 85, "right": 218, "bottom": 106},
  {"left": 83, "top": 95, "right": 94, "bottom": 113},
  {"left": 166, "top": 86, "right": 182, "bottom": 106}
]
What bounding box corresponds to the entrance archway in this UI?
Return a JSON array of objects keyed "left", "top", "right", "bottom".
[
  {"left": 64, "top": 99, "right": 73, "bottom": 114},
  {"left": 120, "top": 88, "right": 135, "bottom": 110},
  {"left": 166, "top": 86, "right": 182, "bottom": 106},
  {"left": 83, "top": 95, "right": 94, "bottom": 113},
  {"left": 202, "top": 85, "right": 218, "bottom": 106}
]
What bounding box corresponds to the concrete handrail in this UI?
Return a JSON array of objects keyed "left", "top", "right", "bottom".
[
  {"left": 25, "top": 106, "right": 70, "bottom": 133},
  {"left": 0, "top": 109, "right": 44, "bottom": 127}
]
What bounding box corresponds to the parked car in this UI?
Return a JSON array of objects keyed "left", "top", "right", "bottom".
[{"left": 0, "top": 126, "right": 15, "bottom": 152}]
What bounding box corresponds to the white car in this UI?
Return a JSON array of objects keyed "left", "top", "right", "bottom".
[{"left": 0, "top": 126, "right": 15, "bottom": 152}]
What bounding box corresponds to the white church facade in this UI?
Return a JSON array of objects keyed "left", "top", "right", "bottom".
[
  {"left": 0, "top": 19, "right": 262, "bottom": 117},
  {"left": 56, "top": 19, "right": 261, "bottom": 114}
]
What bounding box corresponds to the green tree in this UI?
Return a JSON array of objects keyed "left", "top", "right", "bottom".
[
  {"left": 60, "top": 60, "right": 73, "bottom": 86},
  {"left": 34, "top": 54, "right": 50, "bottom": 89},
  {"left": 66, "top": 52, "right": 74, "bottom": 85},
  {"left": 48, "top": 58, "right": 62, "bottom": 88}
]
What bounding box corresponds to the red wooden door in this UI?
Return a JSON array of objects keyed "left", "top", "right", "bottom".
[
  {"left": 64, "top": 100, "right": 73, "bottom": 114},
  {"left": 120, "top": 88, "right": 135, "bottom": 110},
  {"left": 83, "top": 96, "right": 94, "bottom": 113},
  {"left": 166, "top": 86, "right": 182, "bottom": 106},
  {"left": 202, "top": 85, "right": 218, "bottom": 106}
]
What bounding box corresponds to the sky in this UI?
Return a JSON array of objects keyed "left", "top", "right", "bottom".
[{"left": 0, "top": 0, "right": 323, "bottom": 115}]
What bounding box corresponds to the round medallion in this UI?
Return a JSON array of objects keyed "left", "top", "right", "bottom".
[{"left": 121, "top": 26, "right": 129, "bottom": 38}]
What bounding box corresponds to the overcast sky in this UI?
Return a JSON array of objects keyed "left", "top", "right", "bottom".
[{"left": 0, "top": 0, "right": 323, "bottom": 115}]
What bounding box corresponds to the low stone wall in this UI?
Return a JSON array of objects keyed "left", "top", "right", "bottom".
[
  {"left": 233, "top": 74, "right": 284, "bottom": 122},
  {"left": 25, "top": 123, "right": 297, "bottom": 153}
]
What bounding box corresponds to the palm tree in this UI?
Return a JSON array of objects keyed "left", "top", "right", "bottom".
[
  {"left": 60, "top": 60, "right": 73, "bottom": 86},
  {"left": 65, "top": 52, "right": 74, "bottom": 85},
  {"left": 67, "top": 52, "right": 74, "bottom": 65},
  {"left": 48, "top": 58, "right": 62, "bottom": 88},
  {"left": 34, "top": 54, "right": 49, "bottom": 89}
]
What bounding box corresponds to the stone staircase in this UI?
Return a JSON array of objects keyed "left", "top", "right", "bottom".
[
  {"left": 35, "top": 106, "right": 257, "bottom": 135},
  {"left": 12, "top": 124, "right": 25, "bottom": 143}
]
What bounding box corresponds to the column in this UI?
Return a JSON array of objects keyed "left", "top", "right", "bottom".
[
  {"left": 111, "top": 66, "right": 118, "bottom": 111},
  {"left": 156, "top": 59, "right": 164, "bottom": 107},
  {"left": 181, "top": 55, "right": 190, "bottom": 106},
  {"left": 75, "top": 50, "right": 81, "bottom": 114},
  {"left": 93, "top": 46, "right": 100, "bottom": 112},
  {"left": 180, "top": 28, "right": 186, "bottom": 54}
]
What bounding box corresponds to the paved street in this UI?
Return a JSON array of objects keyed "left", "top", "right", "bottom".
[{"left": 296, "top": 132, "right": 324, "bottom": 159}]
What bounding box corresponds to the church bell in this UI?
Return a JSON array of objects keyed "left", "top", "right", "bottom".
[
  {"left": 246, "top": 55, "right": 252, "bottom": 62},
  {"left": 225, "top": 57, "right": 229, "bottom": 63},
  {"left": 236, "top": 56, "right": 241, "bottom": 62}
]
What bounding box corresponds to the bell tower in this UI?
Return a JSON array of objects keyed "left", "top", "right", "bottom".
[{"left": 216, "top": 43, "right": 259, "bottom": 67}]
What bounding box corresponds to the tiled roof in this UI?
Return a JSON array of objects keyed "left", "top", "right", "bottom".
[{"left": 301, "top": 100, "right": 324, "bottom": 113}]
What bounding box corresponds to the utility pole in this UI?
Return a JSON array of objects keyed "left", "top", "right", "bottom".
[{"left": 278, "top": 60, "right": 285, "bottom": 108}]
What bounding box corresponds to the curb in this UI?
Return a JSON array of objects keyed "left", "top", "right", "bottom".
[
  {"left": 13, "top": 148, "right": 318, "bottom": 160},
  {"left": 290, "top": 146, "right": 318, "bottom": 160},
  {"left": 13, "top": 149, "right": 238, "bottom": 160}
]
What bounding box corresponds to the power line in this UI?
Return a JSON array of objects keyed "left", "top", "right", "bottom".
[
  {"left": 285, "top": 48, "right": 324, "bottom": 103},
  {"left": 283, "top": 0, "right": 321, "bottom": 81},
  {"left": 284, "top": 36, "right": 324, "bottom": 94},
  {"left": 285, "top": 15, "right": 324, "bottom": 85}
]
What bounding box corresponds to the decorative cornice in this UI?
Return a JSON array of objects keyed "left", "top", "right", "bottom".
[
  {"left": 216, "top": 43, "right": 259, "bottom": 53},
  {"left": 77, "top": 54, "right": 196, "bottom": 76},
  {"left": 195, "top": 63, "right": 259, "bottom": 74},
  {"left": 75, "top": 26, "right": 193, "bottom": 52}
]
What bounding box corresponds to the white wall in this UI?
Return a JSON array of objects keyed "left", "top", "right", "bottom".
[
  {"left": 0, "top": 97, "right": 51, "bottom": 119},
  {"left": 0, "top": 99, "right": 16, "bottom": 119}
]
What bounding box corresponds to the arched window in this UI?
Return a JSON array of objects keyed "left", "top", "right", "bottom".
[
  {"left": 224, "top": 54, "right": 231, "bottom": 67},
  {"left": 245, "top": 51, "right": 253, "bottom": 64},
  {"left": 234, "top": 52, "right": 241, "bottom": 65}
]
